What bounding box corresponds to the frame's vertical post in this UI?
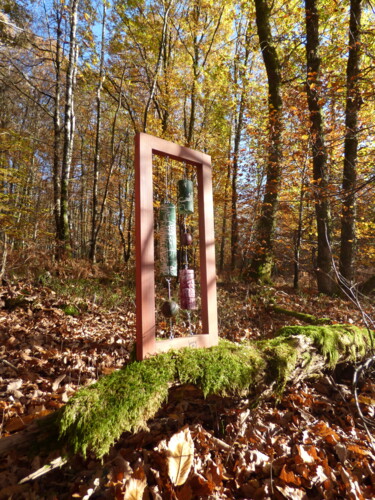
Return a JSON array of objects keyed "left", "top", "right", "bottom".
[
  {"left": 197, "top": 155, "right": 218, "bottom": 345},
  {"left": 135, "top": 134, "right": 155, "bottom": 360}
]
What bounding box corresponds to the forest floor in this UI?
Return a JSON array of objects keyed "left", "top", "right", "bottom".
[{"left": 0, "top": 270, "right": 375, "bottom": 499}]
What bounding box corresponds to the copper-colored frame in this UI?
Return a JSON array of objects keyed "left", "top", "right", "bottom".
[{"left": 135, "top": 132, "right": 218, "bottom": 360}]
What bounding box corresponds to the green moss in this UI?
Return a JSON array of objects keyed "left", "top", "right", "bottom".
[
  {"left": 258, "top": 336, "right": 299, "bottom": 392},
  {"left": 57, "top": 325, "right": 374, "bottom": 459},
  {"left": 176, "top": 340, "right": 266, "bottom": 397},
  {"left": 272, "top": 305, "right": 331, "bottom": 325},
  {"left": 62, "top": 304, "right": 80, "bottom": 316},
  {"left": 49, "top": 276, "right": 135, "bottom": 310},
  {"left": 278, "top": 324, "right": 373, "bottom": 367},
  {"left": 256, "top": 258, "right": 273, "bottom": 285},
  {"left": 58, "top": 352, "right": 176, "bottom": 458}
]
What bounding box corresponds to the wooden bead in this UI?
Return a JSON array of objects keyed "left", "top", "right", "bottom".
[
  {"left": 181, "top": 232, "right": 193, "bottom": 246},
  {"left": 161, "top": 300, "right": 179, "bottom": 318}
]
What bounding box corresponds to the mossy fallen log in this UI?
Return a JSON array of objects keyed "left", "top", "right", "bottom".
[
  {"left": 0, "top": 324, "right": 373, "bottom": 459},
  {"left": 271, "top": 305, "right": 332, "bottom": 325}
]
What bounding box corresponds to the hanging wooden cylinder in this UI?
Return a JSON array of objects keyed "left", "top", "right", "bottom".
[
  {"left": 179, "top": 268, "right": 197, "bottom": 310},
  {"left": 177, "top": 179, "right": 194, "bottom": 214},
  {"left": 159, "top": 202, "right": 177, "bottom": 276}
]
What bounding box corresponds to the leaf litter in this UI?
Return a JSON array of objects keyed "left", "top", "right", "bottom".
[{"left": 0, "top": 280, "right": 374, "bottom": 498}]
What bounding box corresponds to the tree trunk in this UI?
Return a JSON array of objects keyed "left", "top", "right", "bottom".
[
  {"left": 339, "top": 0, "right": 362, "bottom": 284},
  {"left": 220, "top": 154, "right": 231, "bottom": 273},
  {"left": 293, "top": 157, "right": 308, "bottom": 290},
  {"left": 250, "top": 0, "right": 282, "bottom": 283},
  {"left": 231, "top": 21, "right": 251, "bottom": 271},
  {"left": 59, "top": 0, "right": 80, "bottom": 256},
  {"left": 89, "top": 1, "right": 106, "bottom": 263},
  {"left": 304, "top": 0, "right": 334, "bottom": 295},
  {"left": 52, "top": 7, "right": 62, "bottom": 253}
]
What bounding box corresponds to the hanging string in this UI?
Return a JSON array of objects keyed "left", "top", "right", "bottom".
[
  {"left": 186, "top": 310, "right": 193, "bottom": 335},
  {"left": 166, "top": 277, "right": 172, "bottom": 300},
  {"left": 165, "top": 155, "right": 170, "bottom": 202},
  {"left": 165, "top": 277, "right": 174, "bottom": 339}
]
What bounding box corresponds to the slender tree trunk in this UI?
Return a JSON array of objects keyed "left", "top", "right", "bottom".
[
  {"left": 52, "top": 7, "right": 62, "bottom": 253},
  {"left": 220, "top": 152, "right": 231, "bottom": 273},
  {"left": 250, "top": 0, "right": 282, "bottom": 283},
  {"left": 0, "top": 233, "right": 8, "bottom": 279},
  {"left": 339, "top": 0, "right": 362, "bottom": 284},
  {"left": 90, "top": 1, "right": 106, "bottom": 263},
  {"left": 294, "top": 179, "right": 305, "bottom": 290},
  {"left": 187, "top": 64, "right": 198, "bottom": 146},
  {"left": 231, "top": 21, "right": 251, "bottom": 271},
  {"left": 305, "top": 0, "right": 334, "bottom": 294},
  {"left": 60, "top": 0, "right": 80, "bottom": 256}
]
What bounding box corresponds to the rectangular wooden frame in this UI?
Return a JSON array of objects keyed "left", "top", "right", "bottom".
[{"left": 135, "top": 132, "right": 218, "bottom": 360}]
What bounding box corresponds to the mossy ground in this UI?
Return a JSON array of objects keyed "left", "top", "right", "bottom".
[{"left": 58, "top": 324, "right": 374, "bottom": 459}]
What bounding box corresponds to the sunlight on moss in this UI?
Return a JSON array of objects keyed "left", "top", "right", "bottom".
[
  {"left": 176, "top": 340, "right": 266, "bottom": 397},
  {"left": 278, "top": 324, "right": 373, "bottom": 367},
  {"left": 58, "top": 353, "right": 176, "bottom": 458}
]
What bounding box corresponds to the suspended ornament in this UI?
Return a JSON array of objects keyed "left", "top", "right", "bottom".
[
  {"left": 179, "top": 268, "right": 197, "bottom": 310},
  {"left": 181, "top": 231, "right": 193, "bottom": 246},
  {"left": 161, "top": 299, "right": 180, "bottom": 318},
  {"left": 177, "top": 179, "right": 194, "bottom": 215},
  {"left": 159, "top": 202, "right": 177, "bottom": 277}
]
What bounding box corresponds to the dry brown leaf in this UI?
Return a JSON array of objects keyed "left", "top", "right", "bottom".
[
  {"left": 189, "top": 472, "right": 215, "bottom": 496},
  {"left": 275, "top": 484, "right": 307, "bottom": 499},
  {"left": 339, "top": 465, "right": 364, "bottom": 500},
  {"left": 123, "top": 478, "right": 147, "bottom": 500},
  {"left": 279, "top": 464, "right": 302, "bottom": 486},
  {"left": 296, "top": 444, "right": 315, "bottom": 464},
  {"left": 313, "top": 421, "right": 340, "bottom": 444},
  {"left": 347, "top": 444, "right": 369, "bottom": 457},
  {"left": 310, "top": 465, "right": 329, "bottom": 486},
  {"left": 334, "top": 442, "right": 348, "bottom": 463},
  {"left": 52, "top": 373, "right": 66, "bottom": 391},
  {"left": 247, "top": 449, "right": 270, "bottom": 472},
  {"left": 7, "top": 379, "right": 23, "bottom": 399},
  {"left": 164, "top": 428, "right": 194, "bottom": 486}
]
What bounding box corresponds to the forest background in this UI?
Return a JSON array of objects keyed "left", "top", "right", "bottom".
[{"left": 0, "top": 0, "right": 374, "bottom": 293}]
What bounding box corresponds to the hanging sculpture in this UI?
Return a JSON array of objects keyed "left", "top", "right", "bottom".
[
  {"left": 177, "top": 179, "right": 194, "bottom": 214},
  {"left": 135, "top": 132, "right": 218, "bottom": 360},
  {"left": 178, "top": 170, "right": 197, "bottom": 315},
  {"left": 179, "top": 268, "right": 196, "bottom": 310},
  {"left": 159, "top": 162, "right": 197, "bottom": 338},
  {"left": 159, "top": 202, "right": 177, "bottom": 277}
]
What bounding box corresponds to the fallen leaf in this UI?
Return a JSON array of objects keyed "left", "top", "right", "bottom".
[
  {"left": 123, "top": 478, "right": 147, "bottom": 500},
  {"left": 52, "top": 373, "right": 66, "bottom": 391},
  {"left": 163, "top": 428, "right": 194, "bottom": 486},
  {"left": 275, "top": 483, "right": 306, "bottom": 499},
  {"left": 7, "top": 379, "right": 23, "bottom": 396},
  {"left": 296, "top": 445, "right": 315, "bottom": 464},
  {"left": 339, "top": 465, "right": 364, "bottom": 500},
  {"left": 279, "top": 464, "right": 301, "bottom": 486}
]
